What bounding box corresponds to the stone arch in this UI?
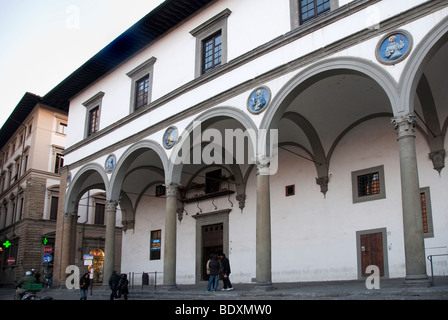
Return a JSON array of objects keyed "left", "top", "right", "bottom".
[
  {"left": 261, "top": 57, "right": 399, "bottom": 133},
  {"left": 65, "top": 163, "right": 109, "bottom": 214},
  {"left": 259, "top": 57, "right": 398, "bottom": 194},
  {"left": 167, "top": 106, "right": 258, "bottom": 185},
  {"left": 108, "top": 139, "right": 168, "bottom": 228},
  {"left": 399, "top": 16, "right": 448, "bottom": 115},
  {"left": 109, "top": 139, "right": 169, "bottom": 200}
]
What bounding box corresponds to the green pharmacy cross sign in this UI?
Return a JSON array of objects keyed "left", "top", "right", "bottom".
[{"left": 2, "top": 240, "right": 11, "bottom": 248}]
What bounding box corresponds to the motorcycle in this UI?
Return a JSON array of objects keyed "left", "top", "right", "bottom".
[{"left": 16, "top": 283, "right": 53, "bottom": 300}]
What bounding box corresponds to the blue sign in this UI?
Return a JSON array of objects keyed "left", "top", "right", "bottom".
[{"left": 43, "top": 254, "right": 53, "bottom": 263}]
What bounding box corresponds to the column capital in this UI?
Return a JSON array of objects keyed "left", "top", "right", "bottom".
[
  {"left": 63, "top": 212, "right": 77, "bottom": 223},
  {"left": 392, "top": 113, "right": 417, "bottom": 140},
  {"left": 256, "top": 154, "right": 271, "bottom": 176},
  {"left": 105, "top": 200, "right": 118, "bottom": 213},
  {"left": 165, "top": 183, "right": 179, "bottom": 197}
]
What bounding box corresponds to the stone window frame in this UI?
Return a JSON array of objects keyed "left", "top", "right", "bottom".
[
  {"left": 126, "top": 56, "right": 157, "bottom": 113},
  {"left": 82, "top": 91, "right": 104, "bottom": 138},
  {"left": 190, "top": 9, "right": 231, "bottom": 78},
  {"left": 351, "top": 165, "right": 386, "bottom": 204},
  {"left": 289, "top": 0, "right": 339, "bottom": 29}
]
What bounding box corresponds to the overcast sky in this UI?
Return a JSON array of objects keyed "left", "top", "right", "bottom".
[{"left": 0, "top": 0, "right": 164, "bottom": 128}]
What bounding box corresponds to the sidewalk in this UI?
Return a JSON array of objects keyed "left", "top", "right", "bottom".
[{"left": 1, "top": 277, "right": 447, "bottom": 300}]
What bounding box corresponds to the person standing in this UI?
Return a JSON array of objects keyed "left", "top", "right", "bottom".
[
  {"left": 79, "top": 273, "right": 90, "bottom": 300},
  {"left": 219, "top": 253, "right": 233, "bottom": 291},
  {"left": 109, "top": 270, "right": 120, "bottom": 300},
  {"left": 117, "top": 273, "right": 129, "bottom": 300},
  {"left": 206, "top": 255, "right": 220, "bottom": 292}
]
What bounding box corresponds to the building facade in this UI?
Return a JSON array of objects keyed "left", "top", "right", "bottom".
[
  {"left": 0, "top": 93, "right": 122, "bottom": 285},
  {"left": 47, "top": 0, "right": 448, "bottom": 287},
  {"left": 0, "top": 93, "right": 67, "bottom": 284}
]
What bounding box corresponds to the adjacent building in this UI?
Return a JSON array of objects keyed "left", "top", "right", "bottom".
[
  {"left": 36, "top": 0, "right": 448, "bottom": 287},
  {"left": 0, "top": 93, "right": 121, "bottom": 285},
  {"left": 0, "top": 93, "right": 67, "bottom": 284}
]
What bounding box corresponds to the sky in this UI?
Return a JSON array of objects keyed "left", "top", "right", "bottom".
[{"left": 0, "top": 0, "right": 164, "bottom": 129}]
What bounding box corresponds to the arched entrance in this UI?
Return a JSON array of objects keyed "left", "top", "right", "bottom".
[
  {"left": 259, "top": 58, "right": 398, "bottom": 282},
  {"left": 167, "top": 107, "right": 257, "bottom": 284},
  {"left": 89, "top": 248, "right": 104, "bottom": 283}
]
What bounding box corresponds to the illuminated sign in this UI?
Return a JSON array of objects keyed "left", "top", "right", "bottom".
[{"left": 151, "top": 239, "right": 161, "bottom": 250}]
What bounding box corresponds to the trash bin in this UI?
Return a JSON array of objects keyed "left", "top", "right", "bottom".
[{"left": 142, "top": 272, "right": 149, "bottom": 286}]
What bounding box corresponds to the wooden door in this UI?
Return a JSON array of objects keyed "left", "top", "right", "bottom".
[{"left": 360, "top": 232, "right": 384, "bottom": 276}]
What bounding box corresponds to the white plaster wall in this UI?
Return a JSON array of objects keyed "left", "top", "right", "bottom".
[
  {"left": 270, "top": 117, "right": 406, "bottom": 282},
  {"left": 64, "top": 0, "right": 436, "bottom": 160},
  {"left": 120, "top": 185, "right": 166, "bottom": 277}
]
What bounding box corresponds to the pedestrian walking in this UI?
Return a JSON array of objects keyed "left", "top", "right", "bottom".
[
  {"left": 109, "top": 270, "right": 120, "bottom": 300},
  {"left": 219, "top": 253, "right": 233, "bottom": 291},
  {"left": 206, "top": 255, "right": 220, "bottom": 292},
  {"left": 45, "top": 270, "right": 53, "bottom": 288},
  {"left": 79, "top": 273, "right": 90, "bottom": 300},
  {"left": 117, "top": 273, "right": 129, "bottom": 300}
]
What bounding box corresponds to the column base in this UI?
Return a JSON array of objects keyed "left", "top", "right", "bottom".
[
  {"left": 404, "top": 274, "right": 431, "bottom": 288},
  {"left": 158, "top": 284, "right": 179, "bottom": 291},
  {"left": 254, "top": 281, "right": 275, "bottom": 292}
]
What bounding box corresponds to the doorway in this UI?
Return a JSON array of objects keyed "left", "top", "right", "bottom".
[
  {"left": 202, "top": 223, "right": 223, "bottom": 280},
  {"left": 193, "top": 209, "right": 230, "bottom": 283},
  {"left": 356, "top": 228, "right": 389, "bottom": 278}
]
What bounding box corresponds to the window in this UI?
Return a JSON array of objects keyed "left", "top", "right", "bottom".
[
  {"left": 206, "top": 169, "right": 222, "bottom": 194},
  {"left": 155, "top": 185, "right": 166, "bottom": 197},
  {"left": 94, "top": 203, "right": 105, "bottom": 225},
  {"left": 127, "top": 57, "right": 156, "bottom": 113},
  {"left": 289, "top": 0, "right": 337, "bottom": 29},
  {"left": 420, "top": 187, "right": 434, "bottom": 238},
  {"left": 82, "top": 92, "right": 104, "bottom": 138},
  {"left": 150, "top": 230, "right": 162, "bottom": 260},
  {"left": 357, "top": 172, "right": 380, "bottom": 197},
  {"left": 202, "top": 32, "right": 222, "bottom": 74},
  {"left": 50, "top": 196, "right": 59, "bottom": 220},
  {"left": 58, "top": 122, "right": 67, "bottom": 134},
  {"left": 54, "top": 153, "right": 64, "bottom": 173},
  {"left": 300, "top": 0, "right": 331, "bottom": 24},
  {"left": 352, "top": 165, "right": 386, "bottom": 203},
  {"left": 285, "top": 185, "right": 295, "bottom": 197},
  {"left": 135, "top": 75, "right": 150, "bottom": 110},
  {"left": 190, "top": 9, "right": 231, "bottom": 78},
  {"left": 88, "top": 106, "right": 99, "bottom": 136}
]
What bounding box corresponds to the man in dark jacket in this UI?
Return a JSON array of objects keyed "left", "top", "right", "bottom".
[
  {"left": 206, "top": 255, "right": 220, "bottom": 292},
  {"left": 219, "top": 253, "right": 233, "bottom": 291},
  {"left": 109, "top": 270, "right": 120, "bottom": 300},
  {"left": 16, "top": 271, "right": 37, "bottom": 300}
]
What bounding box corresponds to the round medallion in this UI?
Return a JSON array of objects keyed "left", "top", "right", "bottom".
[
  {"left": 105, "top": 154, "right": 116, "bottom": 173},
  {"left": 163, "top": 126, "right": 178, "bottom": 149},
  {"left": 376, "top": 30, "right": 413, "bottom": 65},
  {"left": 247, "top": 86, "right": 271, "bottom": 114}
]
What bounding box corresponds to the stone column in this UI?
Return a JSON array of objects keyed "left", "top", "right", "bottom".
[
  {"left": 163, "top": 184, "right": 178, "bottom": 287},
  {"left": 60, "top": 211, "right": 76, "bottom": 285},
  {"left": 103, "top": 200, "right": 118, "bottom": 285},
  {"left": 392, "top": 114, "right": 429, "bottom": 285},
  {"left": 256, "top": 155, "right": 272, "bottom": 286}
]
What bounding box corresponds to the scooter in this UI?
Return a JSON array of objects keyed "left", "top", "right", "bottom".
[
  {"left": 16, "top": 283, "right": 53, "bottom": 300},
  {"left": 21, "top": 290, "right": 38, "bottom": 300}
]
